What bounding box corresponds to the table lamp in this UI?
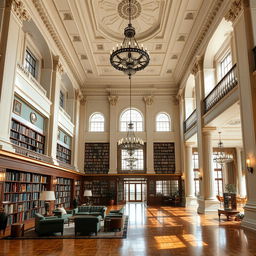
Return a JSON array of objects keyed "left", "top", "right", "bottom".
[
  {"left": 40, "top": 191, "right": 56, "bottom": 216},
  {"left": 83, "top": 190, "right": 92, "bottom": 205}
]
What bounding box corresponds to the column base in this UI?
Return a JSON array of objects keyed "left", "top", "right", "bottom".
[
  {"left": 185, "top": 196, "right": 198, "bottom": 207},
  {"left": 0, "top": 138, "right": 15, "bottom": 152},
  {"left": 108, "top": 169, "right": 117, "bottom": 174},
  {"left": 197, "top": 198, "right": 220, "bottom": 214},
  {"left": 241, "top": 202, "right": 256, "bottom": 231},
  {"left": 147, "top": 170, "right": 155, "bottom": 174}
]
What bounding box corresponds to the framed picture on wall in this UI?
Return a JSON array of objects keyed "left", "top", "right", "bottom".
[{"left": 13, "top": 99, "right": 22, "bottom": 115}]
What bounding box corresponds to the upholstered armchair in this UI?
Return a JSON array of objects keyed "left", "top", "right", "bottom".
[
  {"left": 35, "top": 213, "right": 64, "bottom": 236},
  {"left": 53, "top": 209, "right": 73, "bottom": 224},
  {"left": 74, "top": 216, "right": 101, "bottom": 236}
]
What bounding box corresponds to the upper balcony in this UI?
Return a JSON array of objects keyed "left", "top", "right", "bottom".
[{"left": 184, "top": 109, "right": 197, "bottom": 134}]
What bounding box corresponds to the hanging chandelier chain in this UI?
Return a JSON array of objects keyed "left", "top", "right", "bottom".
[
  {"left": 129, "top": 0, "right": 131, "bottom": 25},
  {"left": 129, "top": 75, "right": 132, "bottom": 123}
]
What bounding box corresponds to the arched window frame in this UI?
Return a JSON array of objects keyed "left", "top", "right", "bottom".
[
  {"left": 156, "top": 112, "right": 171, "bottom": 132},
  {"left": 89, "top": 112, "right": 105, "bottom": 132},
  {"left": 119, "top": 108, "right": 144, "bottom": 132}
]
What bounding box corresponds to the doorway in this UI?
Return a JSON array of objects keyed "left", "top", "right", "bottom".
[{"left": 124, "top": 178, "right": 147, "bottom": 203}]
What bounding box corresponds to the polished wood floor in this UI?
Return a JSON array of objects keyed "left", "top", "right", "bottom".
[{"left": 0, "top": 203, "right": 256, "bottom": 256}]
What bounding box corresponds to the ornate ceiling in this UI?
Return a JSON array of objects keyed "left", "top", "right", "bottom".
[{"left": 37, "top": 0, "right": 212, "bottom": 94}]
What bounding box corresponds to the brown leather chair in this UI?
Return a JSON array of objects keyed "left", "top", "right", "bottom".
[{"left": 106, "top": 216, "right": 124, "bottom": 232}]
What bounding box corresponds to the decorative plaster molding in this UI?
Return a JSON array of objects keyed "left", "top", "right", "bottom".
[
  {"left": 108, "top": 95, "right": 118, "bottom": 106},
  {"left": 53, "top": 57, "right": 64, "bottom": 74},
  {"left": 75, "top": 89, "right": 83, "bottom": 101},
  {"left": 171, "top": 96, "right": 179, "bottom": 106},
  {"left": 224, "top": 0, "right": 249, "bottom": 23},
  {"left": 202, "top": 126, "right": 216, "bottom": 135},
  {"left": 32, "top": 0, "right": 81, "bottom": 85},
  {"left": 80, "top": 96, "right": 87, "bottom": 105},
  {"left": 143, "top": 96, "right": 154, "bottom": 105},
  {"left": 191, "top": 56, "right": 204, "bottom": 75},
  {"left": 10, "top": 0, "right": 31, "bottom": 22}
]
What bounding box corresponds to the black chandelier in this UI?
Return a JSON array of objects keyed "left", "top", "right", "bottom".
[{"left": 110, "top": 0, "right": 150, "bottom": 76}]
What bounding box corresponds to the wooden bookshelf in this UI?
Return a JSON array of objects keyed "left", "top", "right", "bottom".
[
  {"left": 55, "top": 177, "right": 72, "bottom": 208},
  {"left": 154, "top": 142, "right": 175, "bottom": 174},
  {"left": 10, "top": 119, "right": 45, "bottom": 154},
  {"left": 84, "top": 143, "right": 109, "bottom": 174},
  {"left": 3, "top": 169, "right": 48, "bottom": 226},
  {"left": 56, "top": 144, "right": 71, "bottom": 164}
]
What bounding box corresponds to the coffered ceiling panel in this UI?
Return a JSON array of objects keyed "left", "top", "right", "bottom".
[{"left": 42, "top": 0, "right": 209, "bottom": 93}]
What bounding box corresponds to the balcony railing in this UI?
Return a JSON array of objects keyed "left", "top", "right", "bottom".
[
  {"left": 183, "top": 109, "right": 197, "bottom": 133},
  {"left": 204, "top": 64, "right": 238, "bottom": 113}
]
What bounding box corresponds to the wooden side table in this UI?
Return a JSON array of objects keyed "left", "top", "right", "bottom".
[
  {"left": 11, "top": 223, "right": 25, "bottom": 237},
  {"left": 218, "top": 209, "right": 239, "bottom": 221}
]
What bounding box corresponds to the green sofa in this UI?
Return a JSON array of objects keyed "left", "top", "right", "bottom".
[
  {"left": 74, "top": 216, "right": 101, "bottom": 235},
  {"left": 74, "top": 206, "right": 107, "bottom": 219},
  {"left": 53, "top": 209, "right": 73, "bottom": 223},
  {"left": 35, "top": 213, "right": 64, "bottom": 236}
]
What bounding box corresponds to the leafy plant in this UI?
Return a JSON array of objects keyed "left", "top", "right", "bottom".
[{"left": 225, "top": 184, "right": 236, "bottom": 193}]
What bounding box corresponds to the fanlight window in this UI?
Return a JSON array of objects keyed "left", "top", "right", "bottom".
[
  {"left": 156, "top": 113, "right": 171, "bottom": 131},
  {"left": 120, "top": 108, "right": 143, "bottom": 131},
  {"left": 89, "top": 113, "right": 104, "bottom": 132}
]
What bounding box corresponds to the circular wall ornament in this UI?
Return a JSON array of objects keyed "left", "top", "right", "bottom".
[
  {"left": 118, "top": 0, "right": 141, "bottom": 20},
  {"left": 30, "top": 112, "right": 37, "bottom": 124}
]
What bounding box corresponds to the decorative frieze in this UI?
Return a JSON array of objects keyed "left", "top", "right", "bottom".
[
  {"left": 191, "top": 57, "right": 204, "bottom": 75},
  {"left": 225, "top": 0, "right": 249, "bottom": 23},
  {"left": 108, "top": 95, "right": 118, "bottom": 106},
  {"left": 143, "top": 96, "right": 154, "bottom": 105}
]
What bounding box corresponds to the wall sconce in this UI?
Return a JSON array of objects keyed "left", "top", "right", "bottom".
[
  {"left": 0, "top": 172, "right": 6, "bottom": 182},
  {"left": 198, "top": 174, "right": 203, "bottom": 180},
  {"left": 246, "top": 158, "right": 253, "bottom": 173},
  {"left": 53, "top": 178, "right": 57, "bottom": 185}
]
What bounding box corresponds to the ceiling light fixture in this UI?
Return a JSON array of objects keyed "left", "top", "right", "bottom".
[
  {"left": 110, "top": 0, "right": 150, "bottom": 76},
  {"left": 213, "top": 132, "right": 233, "bottom": 166}
]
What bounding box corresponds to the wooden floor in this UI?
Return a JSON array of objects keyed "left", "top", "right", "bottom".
[{"left": 0, "top": 203, "right": 256, "bottom": 256}]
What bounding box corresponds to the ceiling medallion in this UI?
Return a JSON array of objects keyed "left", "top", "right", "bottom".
[{"left": 118, "top": 0, "right": 141, "bottom": 20}]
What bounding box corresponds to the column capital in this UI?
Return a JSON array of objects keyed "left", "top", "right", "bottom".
[
  {"left": 108, "top": 95, "right": 118, "bottom": 106},
  {"left": 75, "top": 89, "right": 84, "bottom": 101},
  {"left": 191, "top": 56, "right": 204, "bottom": 75},
  {"left": 185, "top": 142, "right": 195, "bottom": 148},
  {"left": 80, "top": 96, "right": 87, "bottom": 105},
  {"left": 8, "top": 0, "right": 31, "bottom": 23},
  {"left": 53, "top": 56, "right": 64, "bottom": 75},
  {"left": 143, "top": 96, "right": 154, "bottom": 105},
  {"left": 224, "top": 0, "right": 249, "bottom": 23},
  {"left": 202, "top": 126, "right": 216, "bottom": 135}
]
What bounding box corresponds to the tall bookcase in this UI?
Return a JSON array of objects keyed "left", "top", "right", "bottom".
[
  {"left": 55, "top": 177, "right": 72, "bottom": 208},
  {"left": 10, "top": 119, "right": 45, "bottom": 154},
  {"left": 56, "top": 144, "right": 71, "bottom": 164},
  {"left": 84, "top": 143, "right": 109, "bottom": 173},
  {"left": 3, "top": 169, "right": 48, "bottom": 226},
  {"left": 154, "top": 142, "right": 175, "bottom": 174},
  {"left": 74, "top": 180, "right": 81, "bottom": 199}
]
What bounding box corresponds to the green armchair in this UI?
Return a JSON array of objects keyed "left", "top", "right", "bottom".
[
  {"left": 35, "top": 213, "right": 64, "bottom": 236},
  {"left": 74, "top": 216, "right": 101, "bottom": 236}
]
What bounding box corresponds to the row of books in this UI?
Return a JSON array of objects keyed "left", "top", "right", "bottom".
[
  {"left": 3, "top": 200, "right": 45, "bottom": 214},
  {"left": 55, "top": 191, "right": 71, "bottom": 198},
  {"left": 5, "top": 171, "right": 47, "bottom": 183},
  {"left": 55, "top": 197, "right": 70, "bottom": 205},
  {"left": 56, "top": 185, "right": 71, "bottom": 192},
  {"left": 4, "top": 192, "right": 41, "bottom": 202},
  {"left": 7, "top": 208, "right": 45, "bottom": 225},
  {"left": 4, "top": 183, "right": 46, "bottom": 193},
  {"left": 56, "top": 178, "right": 71, "bottom": 185}
]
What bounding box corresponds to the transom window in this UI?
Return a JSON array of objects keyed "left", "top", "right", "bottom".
[
  {"left": 120, "top": 108, "right": 143, "bottom": 132},
  {"left": 220, "top": 52, "right": 232, "bottom": 79},
  {"left": 121, "top": 149, "right": 144, "bottom": 170},
  {"left": 25, "top": 49, "right": 37, "bottom": 78},
  {"left": 156, "top": 112, "right": 171, "bottom": 132},
  {"left": 89, "top": 113, "right": 104, "bottom": 132}
]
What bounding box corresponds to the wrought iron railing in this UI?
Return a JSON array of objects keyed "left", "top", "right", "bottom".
[
  {"left": 204, "top": 64, "right": 238, "bottom": 113},
  {"left": 183, "top": 109, "right": 197, "bottom": 133}
]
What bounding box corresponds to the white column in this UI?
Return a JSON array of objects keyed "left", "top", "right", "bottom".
[
  {"left": 184, "top": 142, "right": 197, "bottom": 206},
  {"left": 47, "top": 57, "right": 63, "bottom": 164},
  {"left": 192, "top": 58, "right": 219, "bottom": 213},
  {"left": 0, "top": 1, "right": 30, "bottom": 151},
  {"left": 236, "top": 147, "right": 246, "bottom": 197},
  {"left": 108, "top": 95, "right": 118, "bottom": 173},
  {"left": 225, "top": 0, "right": 256, "bottom": 230},
  {"left": 144, "top": 96, "right": 154, "bottom": 173}
]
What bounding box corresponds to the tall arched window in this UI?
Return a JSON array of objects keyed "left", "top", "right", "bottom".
[
  {"left": 156, "top": 112, "right": 171, "bottom": 131},
  {"left": 120, "top": 108, "right": 143, "bottom": 131},
  {"left": 89, "top": 112, "right": 104, "bottom": 132}
]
